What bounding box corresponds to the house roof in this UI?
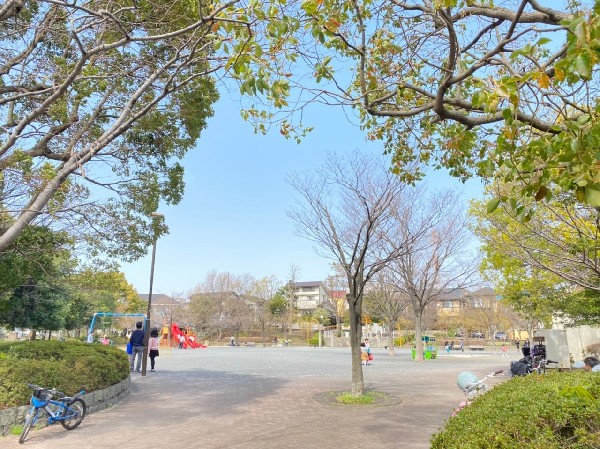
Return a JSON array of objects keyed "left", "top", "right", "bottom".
[
  {"left": 138, "top": 294, "right": 187, "bottom": 305},
  {"left": 330, "top": 290, "right": 346, "bottom": 299},
  {"left": 468, "top": 287, "right": 497, "bottom": 297},
  {"left": 437, "top": 288, "right": 466, "bottom": 300},
  {"left": 188, "top": 291, "right": 239, "bottom": 301},
  {"left": 294, "top": 281, "right": 323, "bottom": 288}
]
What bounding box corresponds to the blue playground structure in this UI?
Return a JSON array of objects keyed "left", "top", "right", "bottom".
[{"left": 86, "top": 312, "right": 147, "bottom": 343}]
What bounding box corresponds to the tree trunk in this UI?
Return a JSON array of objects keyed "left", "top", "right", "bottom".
[
  {"left": 348, "top": 295, "right": 365, "bottom": 396},
  {"left": 29, "top": 330, "right": 37, "bottom": 341},
  {"left": 414, "top": 308, "right": 424, "bottom": 362},
  {"left": 387, "top": 322, "right": 395, "bottom": 356}
]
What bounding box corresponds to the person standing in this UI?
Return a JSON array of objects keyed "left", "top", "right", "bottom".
[
  {"left": 179, "top": 334, "right": 186, "bottom": 349},
  {"left": 502, "top": 343, "right": 509, "bottom": 357},
  {"left": 149, "top": 328, "right": 159, "bottom": 372},
  {"left": 129, "top": 321, "right": 145, "bottom": 372}
]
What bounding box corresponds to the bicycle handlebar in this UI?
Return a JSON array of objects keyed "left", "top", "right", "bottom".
[{"left": 27, "top": 383, "right": 64, "bottom": 397}]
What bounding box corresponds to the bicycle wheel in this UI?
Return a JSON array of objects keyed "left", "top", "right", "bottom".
[
  {"left": 60, "top": 398, "right": 86, "bottom": 430},
  {"left": 19, "top": 407, "right": 39, "bottom": 444}
]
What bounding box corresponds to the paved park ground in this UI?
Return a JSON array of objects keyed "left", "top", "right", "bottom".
[{"left": 4, "top": 345, "right": 513, "bottom": 448}]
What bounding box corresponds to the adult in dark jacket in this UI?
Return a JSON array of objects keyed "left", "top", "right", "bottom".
[{"left": 129, "top": 321, "right": 145, "bottom": 372}]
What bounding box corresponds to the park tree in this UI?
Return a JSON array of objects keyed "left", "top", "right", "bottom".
[
  {"left": 386, "top": 189, "right": 478, "bottom": 361},
  {"left": 269, "top": 288, "right": 289, "bottom": 336},
  {"left": 237, "top": 0, "right": 600, "bottom": 213},
  {"left": 288, "top": 151, "right": 411, "bottom": 395},
  {"left": 472, "top": 186, "right": 600, "bottom": 293},
  {"left": 251, "top": 275, "right": 282, "bottom": 346},
  {"left": 472, "top": 183, "right": 600, "bottom": 325},
  {"left": 2, "top": 282, "right": 70, "bottom": 340},
  {"left": 324, "top": 263, "right": 348, "bottom": 330},
  {"left": 64, "top": 269, "right": 142, "bottom": 334},
  {"left": 4, "top": 1, "right": 599, "bottom": 261},
  {"left": 188, "top": 292, "right": 221, "bottom": 339},
  {"left": 0, "top": 225, "right": 72, "bottom": 296},
  {"left": 0, "top": 224, "right": 78, "bottom": 337},
  {"left": 222, "top": 294, "right": 254, "bottom": 343},
  {"left": 1, "top": 0, "right": 327, "bottom": 259},
  {"left": 363, "top": 271, "right": 411, "bottom": 356},
  {"left": 282, "top": 265, "right": 301, "bottom": 339},
  {"left": 189, "top": 271, "right": 256, "bottom": 340}
]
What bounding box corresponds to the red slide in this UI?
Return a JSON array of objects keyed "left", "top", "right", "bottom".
[{"left": 171, "top": 324, "right": 206, "bottom": 349}]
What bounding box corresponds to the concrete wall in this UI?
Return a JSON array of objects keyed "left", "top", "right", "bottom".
[
  {"left": 0, "top": 376, "right": 131, "bottom": 436},
  {"left": 535, "top": 326, "right": 600, "bottom": 368}
]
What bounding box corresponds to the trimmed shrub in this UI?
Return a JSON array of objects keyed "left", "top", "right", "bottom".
[
  {"left": 308, "top": 335, "right": 320, "bottom": 346},
  {"left": 431, "top": 371, "right": 600, "bottom": 449},
  {"left": 0, "top": 340, "right": 129, "bottom": 410}
]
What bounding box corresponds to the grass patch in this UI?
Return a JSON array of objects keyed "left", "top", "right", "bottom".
[
  {"left": 336, "top": 391, "right": 383, "bottom": 405},
  {"left": 9, "top": 425, "right": 23, "bottom": 435}
]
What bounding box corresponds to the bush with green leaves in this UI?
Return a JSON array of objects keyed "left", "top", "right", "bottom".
[
  {"left": 432, "top": 371, "right": 600, "bottom": 449},
  {"left": 0, "top": 340, "right": 129, "bottom": 410}
]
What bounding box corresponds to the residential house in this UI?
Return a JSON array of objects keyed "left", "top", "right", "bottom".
[
  {"left": 436, "top": 288, "right": 468, "bottom": 316},
  {"left": 294, "top": 281, "right": 329, "bottom": 314},
  {"left": 436, "top": 287, "right": 500, "bottom": 316}
]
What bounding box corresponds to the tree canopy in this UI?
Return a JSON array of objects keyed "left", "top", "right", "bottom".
[
  {"left": 0, "top": 0, "right": 222, "bottom": 258},
  {"left": 471, "top": 186, "right": 600, "bottom": 292},
  {"left": 4, "top": 1, "right": 597, "bottom": 263},
  {"left": 236, "top": 0, "right": 600, "bottom": 214},
  {"left": 471, "top": 184, "right": 600, "bottom": 323}
]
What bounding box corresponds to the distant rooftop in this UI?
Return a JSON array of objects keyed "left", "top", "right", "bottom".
[
  {"left": 138, "top": 294, "right": 188, "bottom": 305},
  {"left": 294, "top": 281, "right": 323, "bottom": 287}
]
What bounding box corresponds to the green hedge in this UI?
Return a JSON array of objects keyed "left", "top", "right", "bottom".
[
  {"left": 432, "top": 371, "right": 600, "bottom": 449},
  {"left": 0, "top": 340, "right": 129, "bottom": 410}
]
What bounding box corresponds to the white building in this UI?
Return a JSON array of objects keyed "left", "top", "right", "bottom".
[{"left": 294, "top": 281, "right": 329, "bottom": 313}]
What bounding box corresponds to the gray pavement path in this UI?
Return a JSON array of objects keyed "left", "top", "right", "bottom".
[{"left": 3, "top": 346, "right": 515, "bottom": 448}]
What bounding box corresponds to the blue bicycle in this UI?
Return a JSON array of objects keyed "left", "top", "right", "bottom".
[{"left": 19, "top": 383, "right": 86, "bottom": 444}]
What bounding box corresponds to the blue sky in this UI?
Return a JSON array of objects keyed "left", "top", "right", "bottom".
[{"left": 120, "top": 91, "right": 484, "bottom": 296}]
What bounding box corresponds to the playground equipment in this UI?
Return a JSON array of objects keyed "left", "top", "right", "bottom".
[
  {"left": 87, "top": 312, "right": 147, "bottom": 343},
  {"left": 412, "top": 336, "right": 437, "bottom": 360},
  {"left": 170, "top": 323, "right": 206, "bottom": 349}
]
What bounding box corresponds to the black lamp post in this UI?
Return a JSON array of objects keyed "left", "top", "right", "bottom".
[{"left": 141, "top": 212, "right": 163, "bottom": 376}]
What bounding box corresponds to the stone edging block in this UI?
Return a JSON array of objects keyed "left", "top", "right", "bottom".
[{"left": 0, "top": 376, "right": 131, "bottom": 436}]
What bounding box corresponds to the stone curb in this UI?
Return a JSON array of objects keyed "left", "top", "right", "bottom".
[{"left": 0, "top": 377, "right": 131, "bottom": 436}]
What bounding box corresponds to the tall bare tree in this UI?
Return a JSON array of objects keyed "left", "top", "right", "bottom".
[
  {"left": 188, "top": 271, "right": 255, "bottom": 340},
  {"left": 387, "top": 190, "right": 478, "bottom": 361},
  {"left": 364, "top": 271, "right": 411, "bottom": 356},
  {"left": 251, "top": 275, "right": 282, "bottom": 347},
  {"left": 323, "top": 263, "right": 348, "bottom": 330},
  {"left": 288, "top": 151, "right": 411, "bottom": 395},
  {"left": 282, "top": 265, "right": 300, "bottom": 339}
]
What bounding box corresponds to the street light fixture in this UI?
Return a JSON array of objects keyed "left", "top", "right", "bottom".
[{"left": 141, "top": 212, "right": 163, "bottom": 376}]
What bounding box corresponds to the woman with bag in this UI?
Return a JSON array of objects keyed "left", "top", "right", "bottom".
[{"left": 149, "top": 328, "right": 160, "bottom": 372}]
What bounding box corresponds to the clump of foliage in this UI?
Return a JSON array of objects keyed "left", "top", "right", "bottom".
[
  {"left": 432, "top": 371, "right": 600, "bottom": 449},
  {"left": 0, "top": 340, "right": 129, "bottom": 410},
  {"left": 587, "top": 344, "right": 600, "bottom": 359},
  {"left": 336, "top": 391, "right": 382, "bottom": 405}
]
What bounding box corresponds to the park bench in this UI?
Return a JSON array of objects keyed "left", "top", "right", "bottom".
[
  {"left": 469, "top": 345, "right": 485, "bottom": 351},
  {"left": 244, "top": 341, "right": 255, "bottom": 347}
]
